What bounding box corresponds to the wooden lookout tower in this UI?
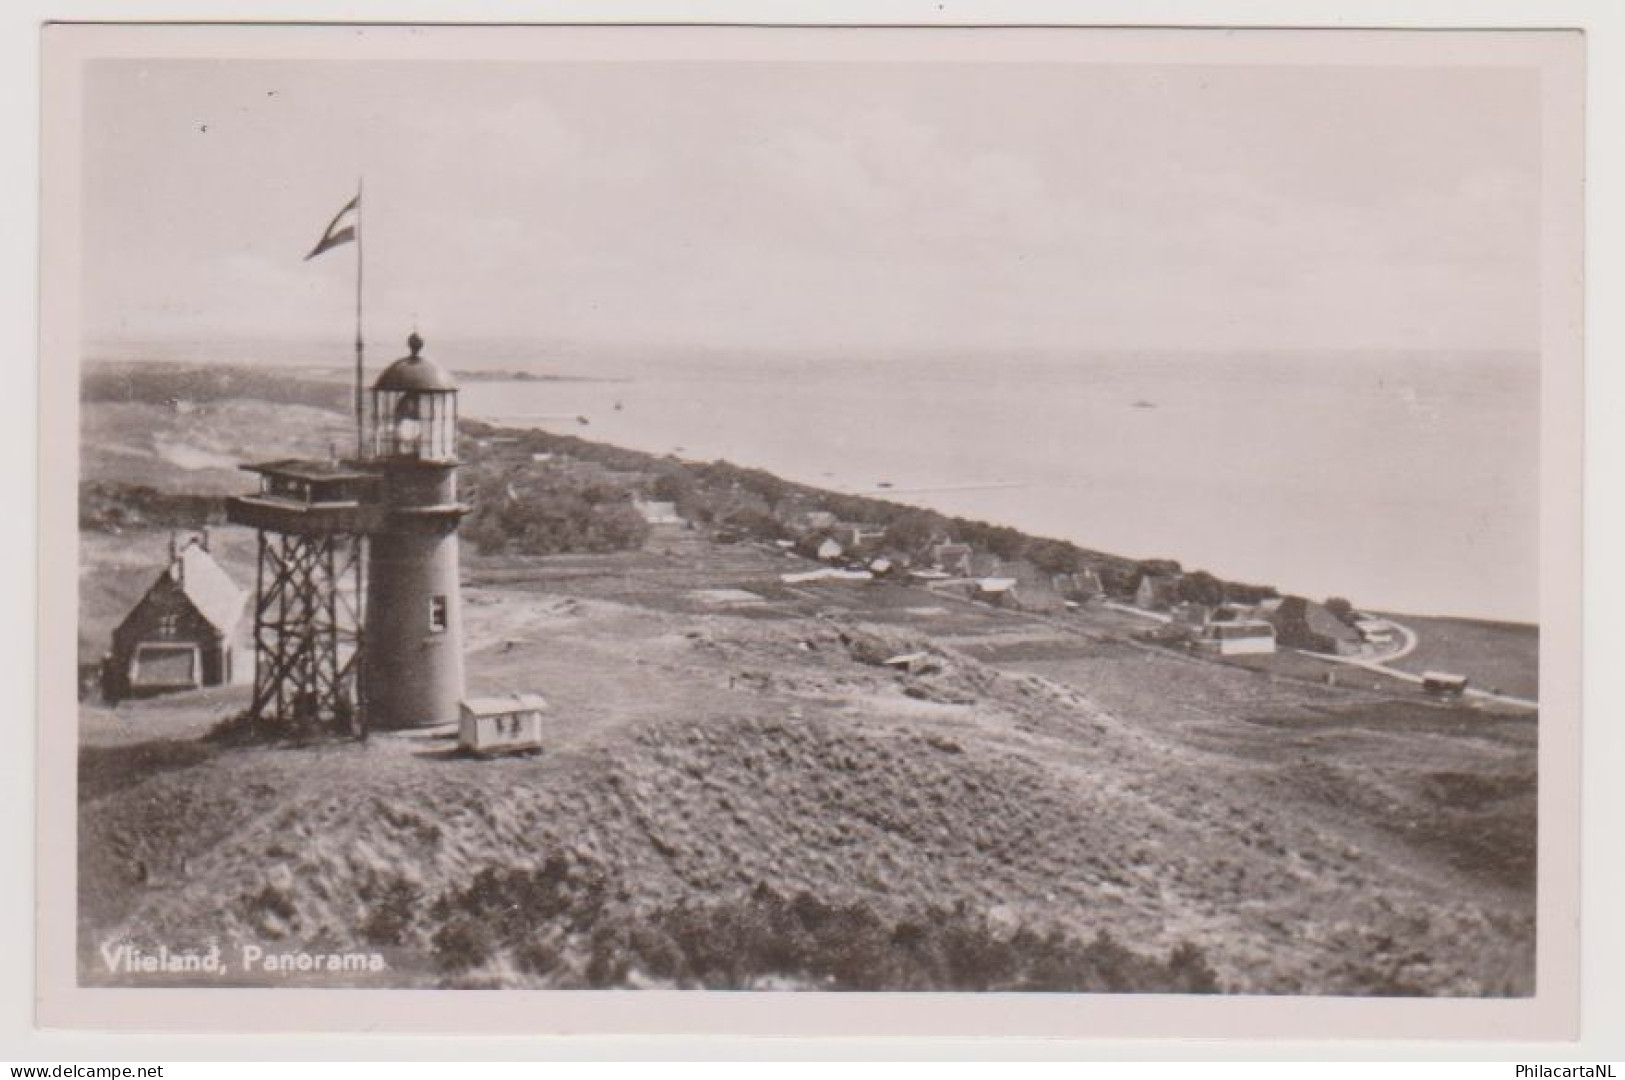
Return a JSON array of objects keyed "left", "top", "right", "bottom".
[{"left": 224, "top": 331, "right": 468, "bottom": 735}]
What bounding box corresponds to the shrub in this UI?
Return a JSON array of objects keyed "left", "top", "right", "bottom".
[
  {"left": 422, "top": 857, "right": 1229, "bottom": 993},
  {"left": 361, "top": 877, "right": 421, "bottom": 947},
  {"left": 432, "top": 915, "right": 498, "bottom": 973},
  {"left": 462, "top": 462, "right": 650, "bottom": 555}
]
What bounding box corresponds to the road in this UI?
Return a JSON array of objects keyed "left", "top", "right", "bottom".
[
  {"left": 1299, "top": 618, "right": 1537, "bottom": 711},
  {"left": 1106, "top": 604, "right": 1537, "bottom": 712}
]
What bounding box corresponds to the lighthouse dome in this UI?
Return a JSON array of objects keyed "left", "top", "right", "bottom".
[{"left": 374, "top": 332, "right": 457, "bottom": 392}]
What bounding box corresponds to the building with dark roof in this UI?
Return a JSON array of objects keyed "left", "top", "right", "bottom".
[{"left": 105, "top": 533, "right": 246, "bottom": 701}]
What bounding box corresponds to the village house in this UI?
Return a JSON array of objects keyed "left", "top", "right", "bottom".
[
  {"left": 1001, "top": 559, "right": 1066, "bottom": 614},
  {"left": 789, "top": 509, "right": 838, "bottom": 533},
  {"left": 1202, "top": 619, "right": 1278, "bottom": 656},
  {"left": 832, "top": 523, "right": 888, "bottom": 554},
  {"left": 1266, "top": 596, "right": 1363, "bottom": 655},
  {"left": 1134, "top": 572, "right": 1183, "bottom": 611},
  {"left": 973, "top": 577, "right": 1019, "bottom": 607},
  {"left": 633, "top": 500, "right": 685, "bottom": 527},
  {"left": 965, "top": 552, "right": 1005, "bottom": 580},
  {"left": 1353, "top": 617, "right": 1396, "bottom": 648},
  {"left": 1053, "top": 568, "right": 1103, "bottom": 602},
  {"left": 104, "top": 532, "right": 247, "bottom": 702},
  {"left": 1176, "top": 602, "right": 1214, "bottom": 629},
  {"left": 816, "top": 537, "right": 844, "bottom": 561},
  {"left": 1214, "top": 600, "right": 1264, "bottom": 622},
  {"left": 931, "top": 541, "right": 974, "bottom": 576}
]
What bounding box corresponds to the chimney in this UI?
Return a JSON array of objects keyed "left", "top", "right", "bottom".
[
  {"left": 168, "top": 532, "right": 179, "bottom": 562},
  {"left": 199, "top": 527, "right": 211, "bottom": 553}
]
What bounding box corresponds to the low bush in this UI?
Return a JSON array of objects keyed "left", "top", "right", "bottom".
[{"left": 424, "top": 862, "right": 1224, "bottom": 993}]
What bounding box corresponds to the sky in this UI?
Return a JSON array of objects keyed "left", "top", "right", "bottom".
[{"left": 81, "top": 58, "right": 1542, "bottom": 358}]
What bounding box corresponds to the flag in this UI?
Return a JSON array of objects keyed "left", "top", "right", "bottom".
[{"left": 305, "top": 193, "right": 359, "bottom": 260}]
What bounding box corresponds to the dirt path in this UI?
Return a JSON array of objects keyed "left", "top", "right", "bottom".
[{"left": 1299, "top": 618, "right": 1537, "bottom": 711}]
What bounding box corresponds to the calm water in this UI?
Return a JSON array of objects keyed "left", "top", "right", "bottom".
[{"left": 456, "top": 350, "right": 1539, "bottom": 623}]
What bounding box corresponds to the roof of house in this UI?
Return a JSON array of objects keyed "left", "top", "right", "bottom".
[
  {"left": 1305, "top": 602, "right": 1362, "bottom": 642},
  {"left": 636, "top": 500, "right": 682, "bottom": 523},
  {"left": 462, "top": 692, "right": 550, "bottom": 716},
  {"left": 1138, "top": 574, "right": 1181, "bottom": 600},
  {"left": 127, "top": 539, "right": 246, "bottom": 635},
  {"left": 1213, "top": 619, "right": 1275, "bottom": 637},
  {"left": 177, "top": 542, "right": 246, "bottom": 633}
]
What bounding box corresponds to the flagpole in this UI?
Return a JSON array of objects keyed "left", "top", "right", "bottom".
[{"left": 354, "top": 177, "right": 366, "bottom": 460}]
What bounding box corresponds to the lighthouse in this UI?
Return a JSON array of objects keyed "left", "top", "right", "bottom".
[{"left": 363, "top": 331, "right": 468, "bottom": 729}]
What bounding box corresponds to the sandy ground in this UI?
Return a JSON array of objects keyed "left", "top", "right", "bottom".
[{"left": 78, "top": 531, "right": 1537, "bottom": 995}]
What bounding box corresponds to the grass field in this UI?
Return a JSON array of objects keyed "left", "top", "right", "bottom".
[{"left": 79, "top": 537, "right": 1538, "bottom": 995}]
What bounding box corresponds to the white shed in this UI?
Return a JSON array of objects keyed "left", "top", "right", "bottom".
[
  {"left": 459, "top": 692, "right": 549, "bottom": 754},
  {"left": 1207, "top": 619, "right": 1277, "bottom": 656}
]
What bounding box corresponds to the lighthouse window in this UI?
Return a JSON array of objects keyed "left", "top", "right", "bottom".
[{"left": 429, "top": 595, "right": 448, "bottom": 633}]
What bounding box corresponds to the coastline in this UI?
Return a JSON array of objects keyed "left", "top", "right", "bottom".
[
  {"left": 452, "top": 350, "right": 1539, "bottom": 626},
  {"left": 460, "top": 413, "right": 1537, "bottom": 632}
]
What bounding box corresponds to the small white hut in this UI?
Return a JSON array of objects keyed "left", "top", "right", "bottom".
[{"left": 459, "top": 692, "right": 549, "bottom": 754}]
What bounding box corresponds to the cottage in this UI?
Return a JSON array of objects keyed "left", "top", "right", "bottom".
[
  {"left": 1353, "top": 617, "right": 1396, "bottom": 646},
  {"left": 974, "top": 577, "right": 1019, "bottom": 606},
  {"left": 634, "top": 500, "right": 685, "bottom": 527},
  {"left": 792, "top": 509, "right": 838, "bottom": 532},
  {"left": 1001, "top": 559, "right": 1065, "bottom": 613},
  {"left": 1177, "top": 602, "right": 1214, "bottom": 629},
  {"left": 1204, "top": 619, "right": 1277, "bottom": 656},
  {"left": 931, "top": 541, "right": 974, "bottom": 575},
  {"left": 459, "top": 692, "right": 549, "bottom": 754},
  {"left": 1267, "top": 596, "right": 1362, "bottom": 654},
  {"left": 965, "top": 553, "right": 1005, "bottom": 580},
  {"left": 1054, "top": 568, "right": 1103, "bottom": 601},
  {"left": 106, "top": 533, "right": 246, "bottom": 701},
  {"left": 1134, "top": 572, "right": 1182, "bottom": 611},
  {"left": 833, "top": 523, "right": 887, "bottom": 553},
  {"left": 816, "top": 537, "right": 844, "bottom": 561}
]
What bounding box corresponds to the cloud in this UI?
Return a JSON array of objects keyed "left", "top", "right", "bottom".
[{"left": 81, "top": 59, "right": 1543, "bottom": 354}]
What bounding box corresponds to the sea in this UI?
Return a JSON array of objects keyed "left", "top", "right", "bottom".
[
  {"left": 449, "top": 348, "right": 1539, "bottom": 625},
  {"left": 93, "top": 339, "right": 1538, "bottom": 623}
]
